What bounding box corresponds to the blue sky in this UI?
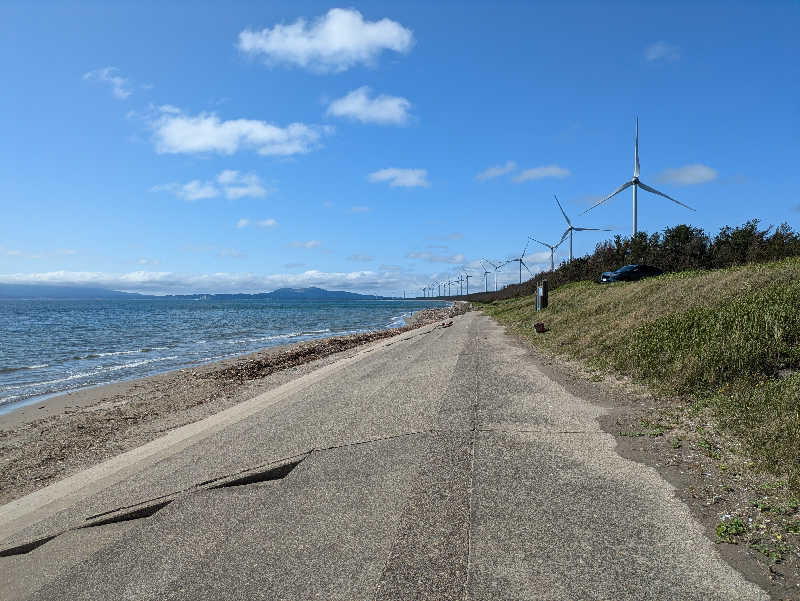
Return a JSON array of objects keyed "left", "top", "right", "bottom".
[{"left": 1, "top": 1, "right": 798, "bottom": 295}]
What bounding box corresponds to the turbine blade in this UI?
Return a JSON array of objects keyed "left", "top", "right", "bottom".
[
  {"left": 580, "top": 180, "right": 633, "bottom": 215},
  {"left": 573, "top": 227, "right": 614, "bottom": 232},
  {"left": 521, "top": 238, "right": 530, "bottom": 259},
  {"left": 554, "top": 231, "right": 569, "bottom": 249},
  {"left": 554, "top": 194, "right": 572, "bottom": 226},
  {"left": 638, "top": 180, "right": 696, "bottom": 211},
  {"left": 634, "top": 117, "right": 640, "bottom": 178},
  {"left": 529, "top": 236, "right": 549, "bottom": 249},
  {"left": 521, "top": 261, "right": 534, "bottom": 276}
]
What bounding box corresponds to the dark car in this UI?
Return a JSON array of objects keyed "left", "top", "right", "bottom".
[{"left": 600, "top": 264, "right": 663, "bottom": 283}]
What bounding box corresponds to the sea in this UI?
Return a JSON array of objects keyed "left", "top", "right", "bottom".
[{"left": 0, "top": 298, "right": 445, "bottom": 415}]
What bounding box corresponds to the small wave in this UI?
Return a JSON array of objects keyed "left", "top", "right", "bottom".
[
  {"left": 0, "top": 363, "right": 49, "bottom": 374},
  {"left": 225, "top": 329, "right": 333, "bottom": 345},
  {"left": 108, "top": 356, "right": 179, "bottom": 371}
]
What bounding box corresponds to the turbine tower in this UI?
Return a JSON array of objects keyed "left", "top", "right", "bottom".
[
  {"left": 480, "top": 261, "right": 491, "bottom": 292},
  {"left": 483, "top": 259, "right": 504, "bottom": 292},
  {"left": 506, "top": 241, "right": 533, "bottom": 284},
  {"left": 529, "top": 236, "right": 565, "bottom": 271},
  {"left": 555, "top": 194, "right": 611, "bottom": 262},
  {"left": 582, "top": 118, "right": 695, "bottom": 235},
  {"left": 464, "top": 273, "right": 472, "bottom": 295}
]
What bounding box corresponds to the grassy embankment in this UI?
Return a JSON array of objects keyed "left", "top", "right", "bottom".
[{"left": 479, "top": 257, "right": 800, "bottom": 492}]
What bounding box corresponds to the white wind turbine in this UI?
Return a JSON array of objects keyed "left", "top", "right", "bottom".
[
  {"left": 528, "top": 235, "right": 566, "bottom": 271},
  {"left": 505, "top": 241, "right": 534, "bottom": 284},
  {"left": 482, "top": 259, "right": 504, "bottom": 292},
  {"left": 479, "top": 261, "right": 491, "bottom": 292},
  {"left": 582, "top": 118, "right": 695, "bottom": 235},
  {"left": 555, "top": 194, "right": 612, "bottom": 262}
]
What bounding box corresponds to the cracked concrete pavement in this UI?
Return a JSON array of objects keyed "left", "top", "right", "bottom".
[{"left": 0, "top": 311, "right": 768, "bottom": 600}]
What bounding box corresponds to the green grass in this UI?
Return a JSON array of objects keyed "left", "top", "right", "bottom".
[{"left": 479, "top": 257, "right": 800, "bottom": 491}]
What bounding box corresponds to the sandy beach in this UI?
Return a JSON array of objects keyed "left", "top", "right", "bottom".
[{"left": 0, "top": 304, "right": 464, "bottom": 505}]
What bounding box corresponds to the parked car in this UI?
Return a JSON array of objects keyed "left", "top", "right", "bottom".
[{"left": 600, "top": 264, "right": 663, "bottom": 283}]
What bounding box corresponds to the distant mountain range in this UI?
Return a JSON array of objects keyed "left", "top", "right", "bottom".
[{"left": 0, "top": 284, "right": 394, "bottom": 301}]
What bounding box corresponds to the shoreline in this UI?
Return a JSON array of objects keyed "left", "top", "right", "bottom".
[
  {"left": 0, "top": 303, "right": 465, "bottom": 505},
  {"left": 0, "top": 302, "right": 449, "bottom": 420}
]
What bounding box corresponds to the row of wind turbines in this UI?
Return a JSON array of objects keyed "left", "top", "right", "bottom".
[{"left": 419, "top": 118, "right": 695, "bottom": 297}]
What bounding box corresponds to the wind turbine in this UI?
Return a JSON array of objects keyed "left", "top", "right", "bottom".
[
  {"left": 582, "top": 118, "right": 695, "bottom": 235},
  {"left": 480, "top": 261, "right": 491, "bottom": 292},
  {"left": 506, "top": 241, "right": 534, "bottom": 284},
  {"left": 555, "top": 194, "right": 612, "bottom": 262},
  {"left": 482, "top": 259, "right": 504, "bottom": 292},
  {"left": 528, "top": 235, "right": 566, "bottom": 271},
  {"left": 464, "top": 273, "right": 472, "bottom": 295}
]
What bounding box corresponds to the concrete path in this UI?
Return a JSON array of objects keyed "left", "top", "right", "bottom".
[{"left": 0, "top": 312, "right": 767, "bottom": 600}]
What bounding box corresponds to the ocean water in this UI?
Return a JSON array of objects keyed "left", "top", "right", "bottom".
[{"left": 0, "top": 298, "right": 445, "bottom": 414}]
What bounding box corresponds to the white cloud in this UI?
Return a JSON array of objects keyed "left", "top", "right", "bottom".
[
  {"left": 347, "top": 253, "right": 374, "bottom": 262},
  {"left": 182, "top": 180, "right": 219, "bottom": 200},
  {"left": 238, "top": 218, "right": 278, "bottom": 229},
  {"left": 290, "top": 240, "right": 321, "bottom": 248},
  {"left": 0, "top": 270, "right": 417, "bottom": 295},
  {"left": 406, "top": 252, "right": 464, "bottom": 264},
  {"left": 476, "top": 161, "right": 516, "bottom": 181},
  {"left": 656, "top": 164, "right": 718, "bottom": 185},
  {"left": 153, "top": 171, "right": 269, "bottom": 201},
  {"left": 513, "top": 165, "right": 570, "bottom": 183},
  {"left": 83, "top": 67, "right": 132, "bottom": 99},
  {"left": 327, "top": 87, "right": 411, "bottom": 125},
  {"left": 152, "top": 107, "right": 327, "bottom": 156},
  {"left": 368, "top": 168, "right": 429, "bottom": 188},
  {"left": 644, "top": 41, "right": 680, "bottom": 62},
  {"left": 216, "top": 170, "right": 268, "bottom": 199},
  {"left": 237, "top": 8, "right": 413, "bottom": 72}
]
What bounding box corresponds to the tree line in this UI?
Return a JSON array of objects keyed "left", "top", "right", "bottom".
[{"left": 467, "top": 220, "right": 800, "bottom": 302}]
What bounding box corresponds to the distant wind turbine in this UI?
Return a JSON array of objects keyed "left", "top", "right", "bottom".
[
  {"left": 505, "top": 241, "right": 534, "bottom": 284},
  {"left": 582, "top": 118, "right": 695, "bottom": 235},
  {"left": 528, "top": 236, "right": 565, "bottom": 271},
  {"left": 480, "top": 261, "right": 491, "bottom": 292},
  {"left": 555, "top": 194, "right": 612, "bottom": 262},
  {"left": 482, "top": 259, "right": 504, "bottom": 292},
  {"left": 464, "top": 273, "right": 472, "bottom": 295}
]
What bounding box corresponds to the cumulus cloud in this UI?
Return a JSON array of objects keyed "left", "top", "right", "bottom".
[
  {"left": 406, "top": 251, "right": 464, "bottom": 264},
  {"left": 513, "top": 165, "right": 570, "bottom": 183},
  {"left": 0, "top": 269, "right": 415, "bottom": 295},
  {"left": 368, "top": 168, "right": 429, "bottom": 188},
  {"left": 327, "top": 87, "right": 411, "bottom": 125},
  {"left": 656, "top": 164, "right": 718, "bottom": 185},
  {"left": 237, "top": 8, "right": 414, "bottom": 72},
  {"left": 153, "top": 171, "right": 269, "bottom": 201},
  {"left": 475, "top": 161, "right": 516, "bottom": 181},
  {"left": 644, "top": 41, "right": 680, "bottom": 62},
  {"left": 290, "top": 240, "right": 321, "bottom": 248},
  {"left": 152, "top": 107, "right": 327, "bottom": 156},
  {"left": 83, "top": 67, "right": 132, "bottom": 99}
]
